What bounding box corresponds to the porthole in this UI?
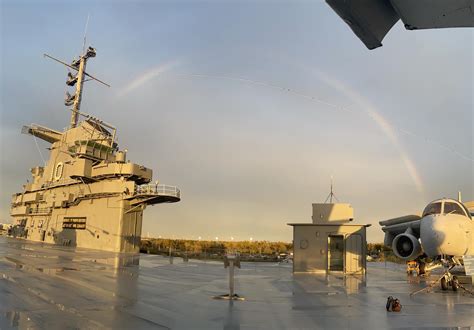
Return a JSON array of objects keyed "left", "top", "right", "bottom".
[{"left": 300, "top": 239, "right": 309, "bottom": 249}]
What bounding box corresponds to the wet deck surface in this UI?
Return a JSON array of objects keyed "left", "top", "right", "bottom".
[{"left": 1, "top": 236, "right": 473, "bottom": 329}]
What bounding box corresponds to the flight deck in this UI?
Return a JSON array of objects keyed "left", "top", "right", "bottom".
[{"left": 0, "top": 236, "right": 473, "bottom": 329}]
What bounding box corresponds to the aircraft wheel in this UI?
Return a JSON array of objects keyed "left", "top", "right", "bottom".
[
  {"left": 441, "top": 277, "right": 448, "bottom": 291},
  {"left": 419, "top": 262, "right": 426, "bottom": 275},
  {"left": 452, "top": 276, "right": 459, "bottom": 292}
]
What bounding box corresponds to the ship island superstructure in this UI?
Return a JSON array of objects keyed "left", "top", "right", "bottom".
[{"left": 9, "top": 46, "right": 180, "bottom": 253}]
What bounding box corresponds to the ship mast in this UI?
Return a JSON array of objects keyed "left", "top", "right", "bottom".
[
  {"left": 70, "top": 50, "right": 90, "bottom": 128},
  {"left": 44, "top": 47, "right": 110, "bottom": 129}
]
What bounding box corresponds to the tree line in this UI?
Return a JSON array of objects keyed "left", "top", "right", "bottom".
[
  {"left": 140, "top": 238, "right": 293, "bottom": 261},
  {"left": 140, "top": 239, "right": 403, "bottom": 262}
]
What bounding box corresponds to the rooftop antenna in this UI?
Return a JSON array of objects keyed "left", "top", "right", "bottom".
[
  {"left": 43, "top": 16, "right": 110, "bottom": 129},
  {"left": 324, "top": 176, "right": 339, "bottom": 203}
]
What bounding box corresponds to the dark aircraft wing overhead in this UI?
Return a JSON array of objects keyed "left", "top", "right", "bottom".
[
  {"left": 326, "top": 0, "right": 400, "bottom": 50},
  {"left": 392, "top": 0, "right": 474, "bottom": 30},
  {"left": 326, "top": 0, "right": 474, "bottom": 50}
]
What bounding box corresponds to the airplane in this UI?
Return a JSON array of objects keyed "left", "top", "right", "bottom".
[{"left": 379, "top": 194, "right": 474, "bottom": 291}]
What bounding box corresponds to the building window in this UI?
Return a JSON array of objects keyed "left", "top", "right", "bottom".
[{"left": 62, "top": 217, "right": 86, "bottom": 230}]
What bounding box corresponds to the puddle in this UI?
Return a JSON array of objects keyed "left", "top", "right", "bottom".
[
  {"left": 305, "top": 291, "right": 341, "bottom": 295},
  {"left": 3, "top": 311, "right": 26, "bottom": 327},
  {"left": 4, "top": 257, "right": 79, "bottom": 273}
]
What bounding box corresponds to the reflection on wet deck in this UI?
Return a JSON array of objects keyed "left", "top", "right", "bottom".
[{"left": 1, "top": 236, "right": 473, "bottom": 329}]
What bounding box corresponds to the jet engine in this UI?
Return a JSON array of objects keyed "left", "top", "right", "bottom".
[{"left": 392, "top": 233, "right": 422, "bottom": 260}]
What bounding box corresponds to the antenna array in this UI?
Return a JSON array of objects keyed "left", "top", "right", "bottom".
[{"left": 324, "top": 177, "right": 339, "bottom": 203}]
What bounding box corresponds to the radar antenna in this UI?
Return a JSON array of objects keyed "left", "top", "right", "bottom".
[
  {"left": 324, "top": 176, "right": 339, "bottom": 203},
  {"left": 43, "top": 39, "right": 110, "bottom": 129}
]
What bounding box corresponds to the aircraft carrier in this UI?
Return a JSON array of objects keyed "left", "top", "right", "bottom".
[
  {"left": 2, "top": 23, "right": 473, "bottom": 330},
  {"left": 8, "top": 46, "right": 180, "bottom": 253}
]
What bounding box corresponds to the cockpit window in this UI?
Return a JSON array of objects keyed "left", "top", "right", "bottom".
[
  {"left": 443, "top": 202, "right": 467, "bottom": 216},
  {"left": 422, "top": 202, "right": 442, "bottom": 217}
]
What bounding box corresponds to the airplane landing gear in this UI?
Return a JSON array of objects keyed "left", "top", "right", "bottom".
[
  {"left": 440, "top": 272, "right": 459, "bottom": 291},
  {"left": 440, "top": 276, "right": 448, "bottom": 291},
  {"left": 452, "top": 276, "right": 459, "bottom": 292},
  {"left": 418, "top": 261, "right": 426, "bottom": 275},
  {"left": 411, "top": 256, "right": 474, "bottom": 296}
]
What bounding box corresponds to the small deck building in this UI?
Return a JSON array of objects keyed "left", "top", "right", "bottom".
[{"left": 288, "top": 203, "right": 370, "bottom": 274}]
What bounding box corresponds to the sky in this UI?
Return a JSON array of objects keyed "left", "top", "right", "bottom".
[{"left": 0, "top": 0, "right": 472, "bottom": 243}]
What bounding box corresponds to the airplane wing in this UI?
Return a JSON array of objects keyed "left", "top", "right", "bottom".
[
  {"left": 326, "top": 0, "right": 399, "bottom": 50},
  {"left": 326, "top": 0, "right": 474, "bottom": 49},
  {"left": 464, "top": 200, "right": 474, "bottom": 216},
  {"left": 462, "top": 201, "right": 474, "bottom": 211},
  {"left": 379, "top": 214, "right": 421, "bottom": 246}
]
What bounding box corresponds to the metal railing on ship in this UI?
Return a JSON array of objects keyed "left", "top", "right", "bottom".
[{"left": 136, "top": 184, "right": 180, "bottom": 199}]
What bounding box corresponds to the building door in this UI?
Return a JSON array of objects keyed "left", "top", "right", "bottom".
[
  {"left": 345, "top": 234, "right": 363, "bottom": 274},
  {"left": 328, "top": 235, "right": 344, "bottom": 272}
]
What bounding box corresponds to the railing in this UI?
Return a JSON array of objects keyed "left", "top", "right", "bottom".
[{"left": 136, "top": 184, "right": 180, "bottom": 199}]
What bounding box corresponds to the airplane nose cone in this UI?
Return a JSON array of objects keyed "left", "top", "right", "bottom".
[
  {"left": 420, "top": 214, "right": 468, "bottom": 257},
  {"left": 420, "top": 215, "right": 442, "bottom": 256}
]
